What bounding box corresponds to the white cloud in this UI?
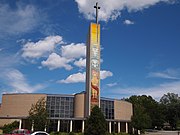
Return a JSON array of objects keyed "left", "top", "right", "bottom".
[
  {"left": 1, "top": 69, "right": 45, "bottom": 93},
  {"left": 59, "top": 70, "right": 113, "bottom": 83},
  {"left": 75, "top": 0, "right": 174, "bottom": 21},
  {"left": 124, "top": 19, "right": 135, "bottom": 25},
  {"left": 0, "top": 53, "right": 20, "bottom": 71},
  {"left": 0, "top": 3, "right": 41, "bottom": 37},
  {"left": 41, "top": 53, "right": 73, "bottom": 70},
  {"left": 148, "top": 72, "right": 179, "bottom": 80},
  {"left": 100, "top": 70, "right": 113, "bottom": 80},
  {"left": 61, "top": 43, "right": 86, "bottom": 59},
  {"left": 147, "top": 68, "right": 180, "bottom": 80},
  {"left": 20, "top": 36, "right": 87, "bottom": 70},
  {"left": 107, "top": 82, "right": 118, "bottom": 87},
  {"left": 110, "top": 81, "right": 180, "bottom": 101},
  {"left": 22, "top": 36, "right": 63, "bottom": 59},
  {"left": 74, "top": 58, "right": 86, "bottom": 68},
  {"left": 58, "top": 72, "right": 86, "bottom": 83}
]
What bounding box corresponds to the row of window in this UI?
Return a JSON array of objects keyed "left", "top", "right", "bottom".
[
  {"left": 101, "top": 99, "right": 114, "bottom": 119},
  {"left": 46, "top": 96, "right": 115, "bottom": 119},
  {"left": 46, "top": 96, "right": 74, "bottom": 118}
]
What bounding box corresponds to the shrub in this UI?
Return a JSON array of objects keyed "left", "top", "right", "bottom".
[
  {"left": 0, "top": 121, "right": 19, "bottom": 133},
  {"left": 84, "top": 106, "right": 106, "bottom": 135}
]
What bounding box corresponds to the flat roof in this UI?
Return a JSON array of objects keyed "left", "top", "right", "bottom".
[
  {"left": 3, "top": 93, "right": 47, "bottom": 95},
  {"left": 47, "top": 94, "right": 74, "bottom": 97},
  {"left": 2, "top": 93, "right": 127, "bottom": 102}
]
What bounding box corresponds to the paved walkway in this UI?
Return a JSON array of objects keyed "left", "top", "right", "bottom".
[{"left": 144, "top": 131, "right": 180, "bottom": 135}]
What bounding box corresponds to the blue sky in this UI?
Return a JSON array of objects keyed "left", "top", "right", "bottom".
[{"left": 0, "top": 0, "right": 180, "bottom": 101}]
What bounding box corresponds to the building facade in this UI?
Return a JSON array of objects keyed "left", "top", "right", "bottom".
[{"left": 0, "top": 93, "right": 132, "bottom": 133}]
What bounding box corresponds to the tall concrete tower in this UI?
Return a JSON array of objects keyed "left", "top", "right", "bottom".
[{"left": 85, "top": 3, "right": 101, "bottom": 117}]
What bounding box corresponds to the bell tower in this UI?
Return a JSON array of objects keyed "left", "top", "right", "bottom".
[{"left": 85, "top": 2, "right": 101, "bottom": 117}]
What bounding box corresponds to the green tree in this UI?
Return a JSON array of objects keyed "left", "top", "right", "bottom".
[
  {"left": 176, "top": 120, "right": 180, "bottom": 130},
  {"left": 28, "top": 97, "right": 48, "bottom": 131},
  {"left": 160, "top": 93, "right": 179, "bottom": 105},
  {"left": 160, "top": 93, "right": 180, "bottom": 129},
  {"left": 131, "top": 104, "right": 152, "bottom": 133},
  {"left": 140, "top": 95, "right": 165, "bottom": 128},
  {"left": 127, "top": 95, "right": 164, "bottom": 129},
  {"left": 84, "top": 106, "right": 106, "bottom": 135}
]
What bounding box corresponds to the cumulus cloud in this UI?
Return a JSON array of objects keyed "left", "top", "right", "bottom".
[
  {"left": 147, "top": 68, "right": 180, "bottom": 80},
  {"left": 58, "top": 72, "right": 86, "bottom": 83},
  {"left": 75, "top": 0, "right": 174, "bottom": 21},
  {"left": 100, "top": 70, "right": 113, "bottom": 80},
  {"left": 1, "top": 69, "right": 45, "bottom": 93},
  {"left": 20, "top": 35, "right": 88, "bottom": 70},
  {"left": 124, "top": 19, "right": 135, "bottom": 25},
  {"left": 74, "top": 58, "right": 86, "bottom": 68},
  {"left": 22, "top": 36, "right": 63, "bottom": 59},
  {"left": 0, "top": 3, "right": 41, "bottom": 37},
  {"left": 59, "top": 70, "right": 113, "bottom": 83},
  {"left": 61, "top": 43, "right": 86, "bottom": 59},
  {"left": 41, "top": 53, "right": 73, "bottom": 70}
]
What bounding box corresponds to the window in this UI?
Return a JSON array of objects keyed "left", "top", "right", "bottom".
[
  {"left": 100, "top": 99, "right": 114, "bottom": 119},
  {"left": 46, "top": 95, "right": 74, "bottom": 118}
]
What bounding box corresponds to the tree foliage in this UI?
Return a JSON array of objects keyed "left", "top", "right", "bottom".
[
  {"left": 131, "top": 104, "right": 152, "bottom": 131},
  {"left": 160, "top": 93, "right": 179, "bottom": 105},
  {"left": 127, "top": 93, "right": 180, "bottom": 131},
  {"left": 160, "top": 93, "right": 180, "bottom": 129},
  {"left": 127, "top": 95, "right": 164, "bottom": 131},
  {"left": 28, "top": 97, "right": 48, "bottom": 131},
  {"left": 84, "top": 106, "right": 106, "bottom": 135}
]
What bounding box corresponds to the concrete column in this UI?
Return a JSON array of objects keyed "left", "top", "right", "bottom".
[
  {"left": 118, "top": 122, "right": 121, "bottom": 133},
  {"left": 31, "top": 121, "right": 34, "bottom": 132},
  {"left": 19, "top": 119, "right": 22, "bottom": 129},
  {"left": 138, "top": 130, "right": 140, "bottom": 135},
  {"left": 57, "top": 120, "right": 60, "bottom": 132},
  {"left": 70, "top": 120, "right": 73, "bottom": 132},
  {"left": 82, "top": 120, "right": 85, "bottom": 133},
  {"left": 109, "top": 121, "right": 111, "bottom": 133},
  {"left": 125, "top": 122, "right": 128, "bottom": 133},
  {"left": 132, "top": 127, "right": 135, "bottom": 134}
]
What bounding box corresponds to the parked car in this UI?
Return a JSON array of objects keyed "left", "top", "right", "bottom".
[
  {"left": 4, "top": 129, "right": 31, "bottom": 135},
  {"left": 30, "top": 131, "right": 49, "bottom": 135}
]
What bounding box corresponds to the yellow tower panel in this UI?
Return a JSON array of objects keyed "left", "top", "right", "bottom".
[{"left": 91, "top": 23, "right": 100, "bottom": 45}]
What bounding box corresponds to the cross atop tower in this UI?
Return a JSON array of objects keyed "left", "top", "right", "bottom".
[{"left": 94, "top": 2, "right": 100, "bottom": 25}]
